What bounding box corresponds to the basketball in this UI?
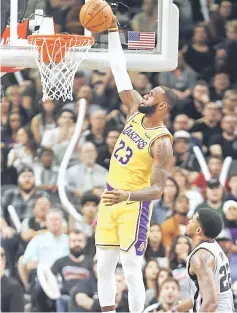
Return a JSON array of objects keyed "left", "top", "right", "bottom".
[{"left": 79, "top": 0, "right": 113, "bottom": 33}]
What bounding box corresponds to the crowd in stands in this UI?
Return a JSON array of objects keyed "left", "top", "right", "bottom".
[{"left": 1, "top": 0, "right": 237, "bottom": 312}]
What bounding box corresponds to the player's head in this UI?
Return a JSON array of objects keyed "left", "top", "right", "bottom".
[
  {"left": 186, "top": 208, "right": 223, "bottom": 239},
  {"left": 138, "top": 86, "right": 176, "bottom": 117}
]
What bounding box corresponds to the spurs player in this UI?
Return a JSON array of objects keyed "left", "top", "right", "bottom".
[{"left": 170, "top": 208, "right": 234, "bottom": 313}]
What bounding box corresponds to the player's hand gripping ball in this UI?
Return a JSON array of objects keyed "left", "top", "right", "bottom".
[{"left": 80, "top": 0, "right": 113, "bottom": 33}]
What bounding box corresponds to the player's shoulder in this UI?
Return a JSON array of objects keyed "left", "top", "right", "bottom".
[
  {"left": 151, "top": 134, "right": 173, "bottom": 161},
  {"left": 190, "top": 247, "right": 216, "bottom": 271}
]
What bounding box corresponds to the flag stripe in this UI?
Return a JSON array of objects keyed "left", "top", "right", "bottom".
[{"left": 128, "top": 31, "right": 155, "bottom": 50}]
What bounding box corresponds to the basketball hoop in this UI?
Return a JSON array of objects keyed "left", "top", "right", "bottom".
[{"left": 28, "top": 34, "right": 95, "bottom": 101}]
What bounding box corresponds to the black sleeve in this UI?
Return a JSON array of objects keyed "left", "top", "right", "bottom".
[
  {"left": 190, "top": 123, "right": 203, "bottom": 133},
  {"left": 51, "top": 259, "right": 62, "bottom": 276},
  {"left": 9, "top": 282, "right": 24, "bottom": 312},
  {"left": 209, "top": 134, "right": 222, "bottom": 146}
]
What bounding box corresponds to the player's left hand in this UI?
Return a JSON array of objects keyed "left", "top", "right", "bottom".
[{"left": 101, "top": 189, "right": 129, "bottom": 206}]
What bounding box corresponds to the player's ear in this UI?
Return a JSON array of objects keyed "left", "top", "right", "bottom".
[{"left": 158, "top": 101, "right": 168, "bottom": 111}]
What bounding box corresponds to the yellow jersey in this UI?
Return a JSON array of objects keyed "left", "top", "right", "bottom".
[{"left": 107, "top": 112, "right": 173, "bottom": 191}]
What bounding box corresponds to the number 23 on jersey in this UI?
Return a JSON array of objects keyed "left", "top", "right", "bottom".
[{"left": 113, "top": 140, "right": 133, "bottom": 165}]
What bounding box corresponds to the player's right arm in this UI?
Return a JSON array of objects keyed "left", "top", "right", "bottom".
[{"left": 108, "top": 17, "right": 142, "bottom": 117}]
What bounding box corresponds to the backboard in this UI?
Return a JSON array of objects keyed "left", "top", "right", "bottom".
[{"left": 0, "top": 0, "right": 179, "bottom": 73}]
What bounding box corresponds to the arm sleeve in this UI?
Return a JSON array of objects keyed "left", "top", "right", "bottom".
[
  {"left": 22, "top": 236, "right": 39, "bottom": 264},
  {"left": 108, "top": 31, "right": 133, "bottom": 93}
]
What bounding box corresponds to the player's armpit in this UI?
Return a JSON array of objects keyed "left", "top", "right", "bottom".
[
  {"left": 129, "top": 136, "right": 173, "bottom": 202},
  {"left": 190, "top": 249, "right": 217, "bottom": 312}
]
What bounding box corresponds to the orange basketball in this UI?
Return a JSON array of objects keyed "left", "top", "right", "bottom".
[{"left": 79, "top": 0, "right": 113, "bottom": 33}]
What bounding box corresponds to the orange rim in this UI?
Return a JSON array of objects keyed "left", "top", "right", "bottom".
[
  {"left": 0, "top": 66, "right": 25, "bottom": 73},
  {"left": 28, "top": 34, "right": 95, "bottom": 63}
]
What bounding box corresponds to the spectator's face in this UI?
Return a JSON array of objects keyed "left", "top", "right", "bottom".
[
  {"left": 193, "top": 85, "right": 209, "bottom": 101},
  {"left": 157, "top": 270, "right": 169, "bottom": 287},
  {"left": 134, "top": 73, "right": 149, "bottom": 90},
  {"left": 206, "top": 186, "right": 223, "bottom": 203},
  {"left": 226, "top": 25, "right": 237, "bottom": 40},
  {"left": 82, "top": 201, "right": 98, "bottom": 220},
  {"left": 80, "top": 144, "right": 97, "bottom": 166},
  {"left": 174, "top": 138, "right": 190, "bottom": 154},
  {"left": 7, "top": 88, "right": 21, "bottom": 105},
  {"left": 164, "top": 179, "right": 178, "bottom": 199},
  {"left": 73, "top": 74, "right": 88, "bottom": 93},
  {"left": 149, "top": 224, "right": 162, "bottom": 244},
  {"left": 229, "top": 176, "right": 237, "bottom": 194},
  {"left": 42, "top": 100, "right": 56, "bottom": 113},
  {"left": 16, "top": 128, "right": 29, "bottom": 145},
  {"left": 214, "top": 73, "right": 230, "bottom": 91},
  {"left": 215, "top": 49, "right": 227, "bottom": 66},
  {"left": 0, "top": 247, "right": 6, "bottom": 273},
  {"left": 160, "top": 281, "right": 180, "bottom": 306},
  {"left": 142, "top": 0, "right": 153, "bottom": 15},
  {"left": 175, "top": 197, "right": 189, "bottom": 215},
  {"left": 221, "top": 115, "right": 237, "bottom": 135},
  {"left": 69, "top": 232, "right": 86, "bottom": 253},
  {"left": 9, "top": 113, "right": 21, "bottom": 131},
  {"left": 106, "top": 130, "right": 120, "bottom": 149},
  {"left": 225, "top": 206, "right": 237, "bottom": 221},
  {"left": 173, "top": 115, "right": 189, "bottom": 131},
  {"left": 58, "top": 112, "right": 74, "bottom": 127},
  {"left": 0, "top": 96, "right": 10, "bottom": 114},
  {"left": 193, "top": 26, "right": 207, "bottom": 43},
  {"left": 34, "top": 197, "right": 50, "bottom": 218},
  {"left": 18, "top": 172, "right": 35, "bottom": 192},
  {"left": 175, "top": 237, "right": 190, "bottom": 257},
  {"left": 46, "top": 212, "right": 63, "bottom": 234},
  {"left": 223, "top": 93, "right": 237, "bottom": 112},
  {"left": 77, "top": 85, "right": 92, "bottom": 102},
  {"left": 40, "top": 151, "right": 54, "bottom": 168},
  {"left": 90, "top": 111, "right": 106, "bottom": 130},
  {"left": 173, "top": 172, "right": 188, "bottom": 190},
  {"left": 144, "top": 260, "right": 159, "bottom": 280},
  {"left": 208, "top": 159, "right": 222, "bottom": 176},
  {"left": 203, "top": 103, "right": 220, "bottom": 122},
  {"left": 220, "top": 1, "right": 232, "bottom": 18}
]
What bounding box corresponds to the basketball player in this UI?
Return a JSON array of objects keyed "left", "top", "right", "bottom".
[
  {"left": 95, "top": 17, "right": 175, "bottom": 313},
  {"left": 170, "top": 208, "right": 234, "bottom": 313}
]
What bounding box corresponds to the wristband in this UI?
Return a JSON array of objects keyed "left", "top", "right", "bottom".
[{"left": 108, "top": 27, "right": 119, "bottom": 32}]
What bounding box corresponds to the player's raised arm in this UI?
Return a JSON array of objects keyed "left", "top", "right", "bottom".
[
  {"left": 108, "top": 17, "right": 142, "bottom": 116},
  {"left": 190, "top": 249, "right": 218, "bottom": 312}
]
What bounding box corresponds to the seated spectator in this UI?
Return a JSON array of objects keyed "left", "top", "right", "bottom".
[
  {"left": 172, "top": 114, "right": 190, "bottom": 132},
  {"left": 18, "top": 209, "right": 69, "bottom": 311},
  {"left": 209, "top": 115, "right": 237, "bottom": 159},
  {"left": 51, "top": 230, "right": 93, "bottom": 312},
  {"left": 1, "top": 146, "right": 18, "bottom": 186},
  {"left": 143, "top": 259, "right": 160, "bottom": 306},
  {"left": 33, "top": 147, "right": 58, "bottom": 195},
  {"left": 131, "top": 0, "right": 157, "bottom": 33},
  {"left": 72, "top": 191, "right": 99, "bottom": 239},
  {"left": 145, "top": 224, "right": 166, "bottom": 262},
  {"left": 66, "top": 142, "right": 108, "bottom": 198},
  {"left": 31, "top": 99, "right": 57, "bottom": 144},
  {"left": 222, "top": 200, "right": 237, "bottom": 231},
  {"left": 1, "top": 111, "right": 22, "bottom": 149},
  {"left": 159, "top": 51, "right": 197, "bottom": 101},
  {"left": 81, "top": 110, "right": 107, "bottom": 150},
  {"left": 173, "top": 131, "right": 200, "bottom": 172},
  {"left": 195, "top": 178, "right": 225, "bottom": 216},
  {"left": 209, "top": 72, "right": 231, "bottom": 101},
  {"left": 0, "top": 96, "right": 11, "bottom": 132},
  {"left": 222, "top": 89, "right": 237, "bottom": 116},
  {"left": 152, "top": 177, "right": 179, "bottom": 225},
  {"left": 1, "top": 165, "right": 48, "bottom": 224},
  {"left": 97, "top": 128, "right": 120, "bottom": 170},
  {"left": 226, "top": 174, "right": 237, "bottom": 201},
  {"left": 156, "top": 268, "right": 173, "bottom": 291},
  {"left": 190, "top": 102, "right": 222, "bottom": 148},
  {"left": 1, "top": 246, "right": 24, "bottom": 312},
  {"left": 144, "top": 278, "right": 180, "bottom": 312},
  {"left": 192, "top": 156, "right": 223, "bottom": 193},
  {"left": 161, "top": 195, "right": 190, "bottom": 253},
  {"left": 172, "top": 168, "right": 203, "bottom": 215},
  {"left": 169, "top": 236, "right": 192, "bottom": 300},
  {"left": 184, "top": 24, "right": 214, "bottom": 74},
  {"left": 7, "top": 127, "right": 37, "bottom": 170}
]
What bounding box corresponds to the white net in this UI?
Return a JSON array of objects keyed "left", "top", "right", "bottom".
[{"left": 28, "top": 35, "right": 94, "bottom": 101}]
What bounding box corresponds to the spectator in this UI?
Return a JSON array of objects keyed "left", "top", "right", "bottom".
[
  {"left": 195, "top": 178, "right": 225, "bottom": 216},
  {"left": 156, "top": 268, "right": 173, "bottom": 291},
  {"left": 131, "top": 73, "right": 151, "bottom": 96},
  {"left": 66, "top": 142, "right": 108, "bottom": 198},
  {"left": 97, "top": 129, "right": 120, "bottom": 170},
  {"left": 172, "top": 114, "right": 190, "bottom": 132},
  {"left": 143, "top": 259, "right": 160, "bottom": 306},
  {"left": 222, "top": 200, "right": 237, "bottom": 230},
  {"left": 222, "top": 89, "right": 237, "bottom": 116},
  {"left": 144, "top": 278, "right": 180, "bottom": 312},
  {"left": 159, "top": 51, "right": 197, "bottom": 101},
  {"left": 184, "top": 24, "right": 214, "bottom": 74},
  {"left": 169, "top": 236, "right": 192, "bottom": 299},
  {"left": 1, "top": 146, "right": 18, "bottom": 186},
  {"left": 18, "top": 209, "right": 69, "bottom": 310},
  {"left": 7, "top": 127, "right": 37, "bottom": 170},
  {"left": 145, "top": 224, "right": 166, "bottom": 262},
  {"left": 190, "top": 102, "right": 222, "bottom": 148},
  {"left": 1, "top": 246, "right": 24, "bottom": 312},
  {"left": 210, "top": 72, "right": 231, "bottom": 101},
  {"left": 173, "top": 131, "right": 200, "bottom": 172},
  {"left": 152, "top": 177, "right": 179, "bottom": 224},
  {"left": 1, "top": 165, "right": 48, "bottom": 224},
  {"left": 209, "top": 115, "right": 237, "bottom": 159},
  {"left": 131, "top": 0, "right": 157, "bottom": 33},
  {"left": 161, "top": 195, "right": 190, "bottom": 252},
  {"left": 1, "top": 111, "right": 22, "bottom": 149},
  {"left": 51, "top": 230, "right": 93, "bottom": 312},
  {"left": 81, "top": 110, "right": 107, "bottom": 150},
  {"left": 73, "top": 191, "right": 100, "bottom": 238},
  {"left": 31, "top": 99, "right": 57, "bottom": 144},
  {"left": 0, "top": 96, "right": 11, "bottom": 132},
  {"left": 226, "top": 174, "right": 237, "bottom": 201},
  {"left": 106, "top": 102, "right": 128, "bottom": 130}
]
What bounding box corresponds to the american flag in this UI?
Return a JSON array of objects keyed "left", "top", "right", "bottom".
[{"left": 128, "top": 31, "right": 155, "bottom": 50}]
